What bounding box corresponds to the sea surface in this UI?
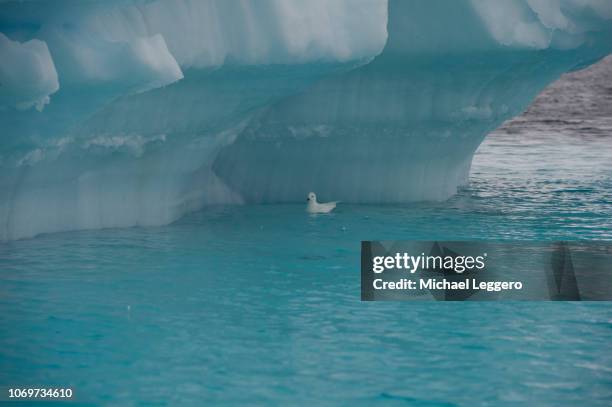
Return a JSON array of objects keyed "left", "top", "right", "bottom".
[{"left": 1, "top": 58, "right": 611, "bottom": 405}]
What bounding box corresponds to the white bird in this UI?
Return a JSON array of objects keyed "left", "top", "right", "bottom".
[{"left": 306, "top": 192, "right": 339, "bottom": 214}]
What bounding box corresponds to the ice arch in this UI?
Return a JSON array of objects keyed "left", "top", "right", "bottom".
[{"left": 0, "top": 0, "right": 610, "bottom": 239}]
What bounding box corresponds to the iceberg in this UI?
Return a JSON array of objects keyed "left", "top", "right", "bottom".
[
  {"left": 0, "top": 33, "right": 58, "bottom": 111},
  {"left": 0, "top": 0, "right": 610, "bottom": 240}
]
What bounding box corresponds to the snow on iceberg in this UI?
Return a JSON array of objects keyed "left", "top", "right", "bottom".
[
  {"left": 0, "top": 0, "right": 610, "bottom": 239},
  {"left": 0, "top": 33, "right": 58, "bottom": 111}
]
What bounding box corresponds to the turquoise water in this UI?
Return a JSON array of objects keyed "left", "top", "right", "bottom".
[
  {"left": 1, "top": 62, "right": 612, "bottom": 405},
  {"left": 1, "top": 128, "right": 611, "bottom": 405}
]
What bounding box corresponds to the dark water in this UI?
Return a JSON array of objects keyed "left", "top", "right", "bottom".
[{"left": 0, "top": 58, "right": 611, "bottom": 405}]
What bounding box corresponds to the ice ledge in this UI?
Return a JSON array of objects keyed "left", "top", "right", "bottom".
[{"left": 0, "top": 0, "right": 611, "bottom": 240}]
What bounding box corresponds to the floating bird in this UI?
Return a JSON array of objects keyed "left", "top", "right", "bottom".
[{"left": 306, "top": 192, "right": 339, "bottom": 214}]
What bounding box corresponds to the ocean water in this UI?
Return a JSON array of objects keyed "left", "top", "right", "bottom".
[{"left": 1, "top": 59, "right": 611, "bottom": 405}]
